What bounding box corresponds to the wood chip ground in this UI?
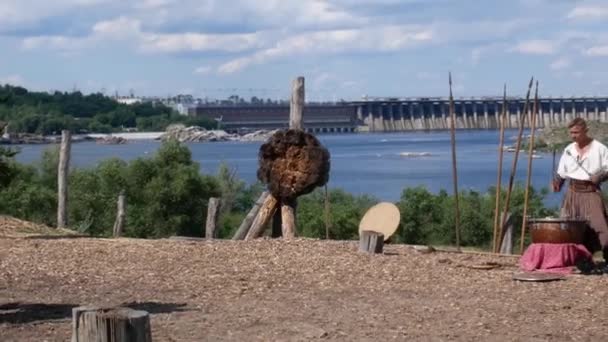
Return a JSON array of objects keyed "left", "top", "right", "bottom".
[{"left": 1, "top": 225, "right": 608, "bottom": 341}]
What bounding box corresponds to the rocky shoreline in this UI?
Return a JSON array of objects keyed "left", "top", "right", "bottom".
[
  {"left": 0, "top": 126, "right": 279, "bottom": 145},
  {"left": 159, "top": 125, "right": 278, "bottom": 143}
]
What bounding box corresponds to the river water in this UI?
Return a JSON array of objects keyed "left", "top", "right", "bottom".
[{"left": 13, "top": 129, "right": 563, "bottom": 207}]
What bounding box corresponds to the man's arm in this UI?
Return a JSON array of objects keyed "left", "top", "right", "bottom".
[
  {"left": 552, "top": 150, "right": 567, "bottom": 192},
  {"left": 591, "top": 144, "right": 608, "bottom": 185}
]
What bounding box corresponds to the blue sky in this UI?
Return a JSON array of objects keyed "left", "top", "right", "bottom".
[{"left": 1, "top": 0, "right": 608, "bottom": 101}]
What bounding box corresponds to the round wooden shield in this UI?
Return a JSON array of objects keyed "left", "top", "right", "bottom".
[
  {"left": 512, "top": 272, "right": 566, "bottom": 282},
  {"left": 358, "top": 202, "right": 401, "bottom": 241}
]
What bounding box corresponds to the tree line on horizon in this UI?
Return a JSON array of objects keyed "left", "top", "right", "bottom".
[{"left": 0, "top": 84, "right": 216, "bottom": 135}]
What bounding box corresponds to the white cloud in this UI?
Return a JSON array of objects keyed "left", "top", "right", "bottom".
[
  {"left": 0, "top": 74, "right": 25, "bottom": 86},
  {"left": 22, "top": 35, "right": 90, "bottom": 50},
  {"left": 218, "top": 25, "right": 434, "bottom": 74},
  {"left": 511, "top": 40, "right": 557, "bottom": 55},
  {"left": 550, "top": 57, "right": 570, "bottom": 70},
  {"left": 194, "top": 66, "right": 212, "bottom": 75},
  {"left": 93, "top": 17, "right": 141, "bottom": 38},
  {"left": 0, "top": 0, "right": 117, "bottom": 31},
  {"left": 567, "top": 5, "right": 608, "bottom": 20},
  {"left": 140, "top": 32, "right": 263, "bottom": 53},
  {"left": 584, "top": 45, "right": 608, "bottom": 56}
]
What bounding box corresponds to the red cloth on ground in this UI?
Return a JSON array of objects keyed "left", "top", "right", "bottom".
[{"left": 519, "top": 243, "right": 593, "bottom": 274}]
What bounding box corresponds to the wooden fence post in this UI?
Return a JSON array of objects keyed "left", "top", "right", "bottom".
[
  {"left": 57, "top": 130, "right": 71, "bottom": 229},
  {"left": 112, "top": 190, "right": 126, "bottom": 237},
  {"left": 72, "top": 306, "right": 151, "bottom": 342},
  {"left": 205, "top": 197, "right": 221, "bottom": 239}
]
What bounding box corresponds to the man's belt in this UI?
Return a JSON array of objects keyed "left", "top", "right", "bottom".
[{"left": 569, "top": 179, "right": 598, "bottom": 192}]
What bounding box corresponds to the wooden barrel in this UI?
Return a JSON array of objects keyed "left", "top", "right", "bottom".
[{"left": 527, "top": 217, "right": 587, "bottom": 244}]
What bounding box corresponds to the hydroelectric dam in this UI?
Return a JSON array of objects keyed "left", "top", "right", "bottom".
[{"left": 188, "top": 96, "right": 608, "bottom": 132}]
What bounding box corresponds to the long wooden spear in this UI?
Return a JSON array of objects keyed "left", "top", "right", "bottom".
[
  {"left": 492, "top": 84, "right": 507, "bottom": 253},
  {"left": 520, "top": 80, "right": 539, "bottom": 253},
  {"left": 496, "top": 77, "right": 534, "bottom": 252},
  {"left": 448, "top": 72, "right": 461, "bottom": 251}
]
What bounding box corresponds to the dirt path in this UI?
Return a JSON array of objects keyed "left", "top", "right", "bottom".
[{"left": 1, "top": 237, "right": 607, "bottom": 341}]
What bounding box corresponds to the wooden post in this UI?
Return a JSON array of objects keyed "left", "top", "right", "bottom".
[
  {"left": 57, "top": 130, "right": 71, "bottom": 229},
  {"left": 245, "top": 194, "right": 279, "bottom": 239},
  {"left": 281, "top": 198, "right": 296, "bottom": 239},
  {"left": 289, "top": 76, "right": 305, "bottom": 130},
  {"left": 205, "top": 197, "right": 221, "bottom": 239},
  {"left": 448, "top": 73, "right": 461, "bottom": 251},
  {"left": 520, "top": 81, "right": 539, "bottom": 253},
  {"left": 279, "top": 76, "right": 305, "bottom": 239},
  {"left": 112, "top": 190, "right": 126, "bottom": 237},
  {"left": 232, "top": 191, "right": 269, "bottom": 240},
  {"left": 497, "top": 77, "right": 534, "bottom": 252},
  {"left": 72, "top": 306, "right": 151, "bottom": 342},
  {"left": 499, "top": 212, "right": 514, "bottom": 255},
  {"left": 359, "top": 231, "right": 384, "bottom": 253},
  {"left": 492, "top": 86, "right": 507, "bottom": 253}
]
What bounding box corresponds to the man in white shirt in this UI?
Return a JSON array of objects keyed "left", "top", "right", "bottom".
[{"left": 552, "top": 117, "right": 608, "bottom": 273}]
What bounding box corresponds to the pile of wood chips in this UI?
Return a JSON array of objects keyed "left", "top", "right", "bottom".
[{"left": 0, "top": 215, "right": 78, "bottom": 238}]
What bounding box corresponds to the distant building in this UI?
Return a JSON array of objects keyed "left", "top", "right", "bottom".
[{"left": 114, "top": 96, "right": 143, "bottom": 105}]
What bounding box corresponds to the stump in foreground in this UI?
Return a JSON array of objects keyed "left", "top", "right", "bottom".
[
  {"left": 72, "top": 306, "right": 151, "bottom": 342},
  {"left": 359, "top": 231, "right": 384, "bottom": 254}
]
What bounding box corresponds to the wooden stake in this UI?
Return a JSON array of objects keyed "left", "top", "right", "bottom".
[
  {"left": 245, "top": 194, "right": 279, "bottom": 239},
  {"left": 279, "top": 76, "right": 305, "bottom": 238},
  {"left": 289, "top": 76, "right": 305, "bottom": 130},
  {"left": 281, "top": 198, "right": 297, "bottom": 239},
  {"left": 497, "top": 77, "right": 534, "bottom": 252},
  {"left": 448, "top": 72, "right": 461, "bottom": 251},
  {"left": 205, "top": 197, "right": 221, "bottom": 239},
  {"left": 112, "top": 190, "right": 126, "bottom": 238},
  {"left": 520, "top": 81, "right": 539, "bottom": 253},
  {"left": 232, "top": 191, "right": 269, "bottom": 240},
  {"left": 57, "top": 130, "right": 71, "bottom": 229},
  {"left": 71, "top": 306, "right": 151, "bottom": 342},
  {"left": 492, "top": 85, "right": 508, "bottom": 253}
]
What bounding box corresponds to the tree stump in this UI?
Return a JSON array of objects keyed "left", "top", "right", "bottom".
[
  {"left": 72, "top": 306, "right": 151, "bottom": 342},
  {"left": 359, "top": 231, "right": 384, "bottom": 254}
]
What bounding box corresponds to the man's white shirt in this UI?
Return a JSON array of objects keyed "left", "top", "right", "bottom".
[{"left": 557, "top": 140, "right": 608, "bottom": 181}]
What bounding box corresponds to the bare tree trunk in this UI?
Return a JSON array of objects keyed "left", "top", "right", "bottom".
[
  {"left": 205, "top": 197, "right": 221, "bottom": 239},
  {"left": 112, "top": 190, "right": 126, "bottom": 237},
  {"left": 72, "top": 306, "right": 151, "bottom": 342},
  {"left": 57, "top": 130, "right": 71, "bottom": 229},
  {"left": 233, "top": 192, "right": 269, "bottom": 240},
  {"left": 245, "top": 194, "right": 279, "bottom": 239}
]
